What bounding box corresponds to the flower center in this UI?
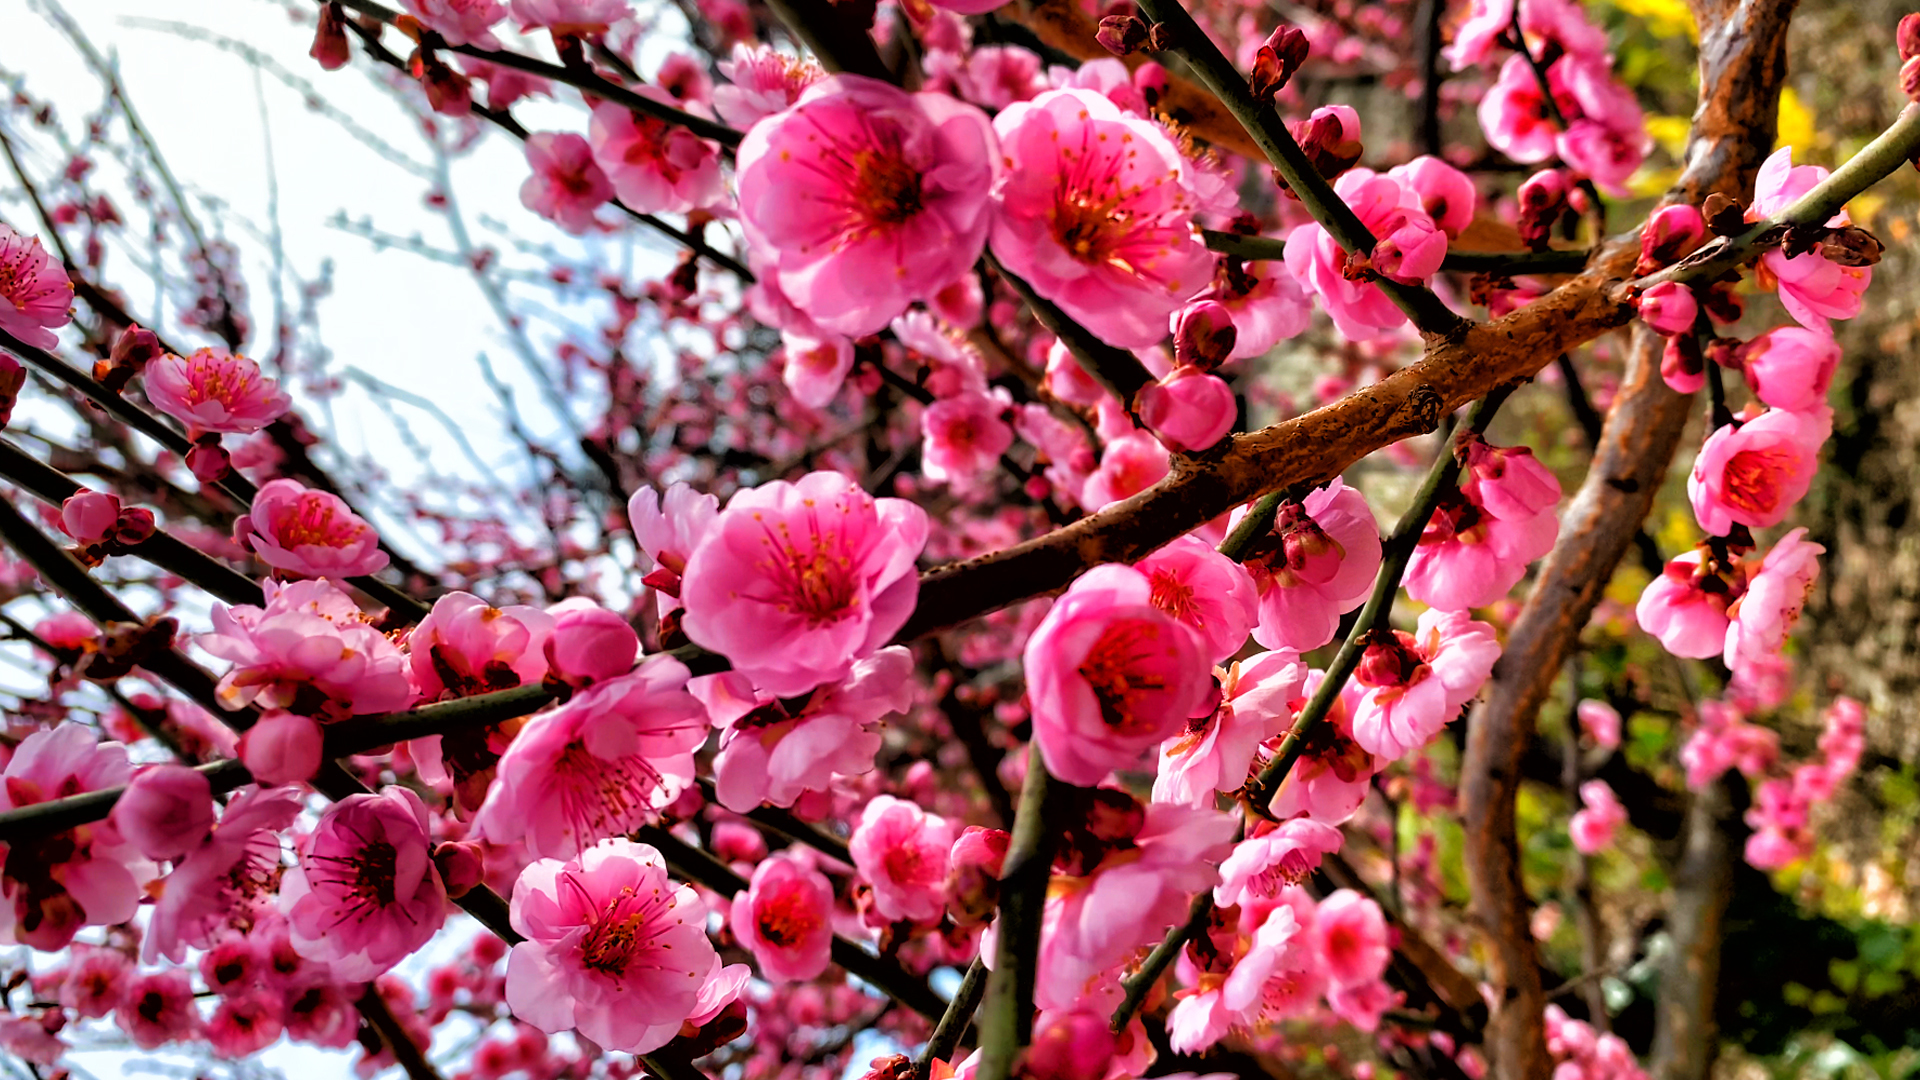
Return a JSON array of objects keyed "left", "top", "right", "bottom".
[
  {"left": 1147, "top": 567, "right": 1197, "bottom": 623},
  {"left": 579, "top": 884, "right": 668, "bottom": 975},
  {"left": 854, "top": 147, "right": 925, "bottom": 227},
  {"left": 750, "top": 512, "right": 862, "bottom": 625},
  {"left": 270, "top": 495, "right": 363, "bottom": 549},
  {"left": 0, "top": 236, "right": 47, "bottom": 307},
  {"left": 1077, "top": 618, "right": 1174, "bottom": 735},
  {"left": 757, "top": 894, "right": 820, "bottom": 947},
  {"left": 1721, "top": 448, "right": 1790, "bottom": 516},
  {"left": 553, "top": 739, "right": 668, "bottom": 844}
]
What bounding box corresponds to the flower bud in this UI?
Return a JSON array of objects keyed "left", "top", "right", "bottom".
[
  {"left": 59, "top": 491, "right": 122, "bottom": 546},
  {"left": 1903, "top": 54, "right": 1920, "bottom": 101},
  {"left": 110, "top": 507, "right": 157, "bottom": 546},
  {"left": 544, "top": 599, "right": 641, "bottom": 687},
  {"left": 186, "top": 442, "right": 232, "bottom": 484},
  {"left": 1137, "top": 367, "right": 1237, "bottom": 452},
  {"left": 1249, "top": 25, "right": 1310, "bottom": 102},
  {"left": 1900, "top": 12, "right": 1920, "bottom": 61},
  {"left": 1636, "top": 281, "right": 1697, "bottom": 336},
  {"left": 945, "top": 826, "right": 1009, "bottom": 927},
  {"left": 1354, "top": 630, "right": 1424, "bottom": 688},
  {"left": 311, "top": 2, "right": 352, "bottom": 71},
  {"left": 1635, "top": 204, "right": 1707, "bottom": 275},
  {"left": 1517, "top": 169, "right": 1570, "bottom": 247},
  {"left": 1702, "top": 193, "right": 1746, "bottom": 236},
  {"left": 111, "top": 325, "right": 163, "bottom": 371},
  {"left": 432, "top": 841, "right": 486, "bottom": 898},
  {"left": 1287, "top": 106, "right": 1363, "bottom": 181},
  {"left": 413, "top": 51, "right": 472, "bottom": 117},
  {"left": 1171, "top": 300, "right": 1238, "bottom": 370},
  {"left": 1024, "top": 1011, "right": 1117, "bottom": 1080},
  {"left": 0, "top": 354, "right": 23, "bottom": 428},
  {"left": 1096, "top": 14, "right": 1149, "bottom": 55},
  {"left": 1661, "top": 333, "right": 1705, "bottom": 394},
  {"left": 239, "top": 710, "right": 324, "bottom": 787},
  {"left": 111, "top": 764, "right": 214, "bottom": 861}
]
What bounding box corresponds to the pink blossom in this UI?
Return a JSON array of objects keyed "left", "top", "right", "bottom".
[
  {"left": 628, "top": 481, "right": 718, "bottom": 607},
  {"left": 1350, "top": 609, "right": 1501, "bottom": 761},
  {"left": 947, "top": 826, "right": 1010, "bottom": 926},
  {"left": 510, "top": 0, "right": 629, "bottom": 34},
  {"left": 144, "top": 348, "right": 291, "bottom": 435},
  {"left": 238, "top": 710, "right": 324, "bottom": 786},
  {"left": 399, "top": 0, "right": 506, "bottom": 47},
  {"left": 144, "top": 786, "right": 303, "bottom": 963},
  {"left": 736, "top": 75, "right": 997, "bottom": 338},
  {"left": 1136, "top": 535, "right": 1260, "bottom": 664},
  {"left": 679, "top": 471, "right": 928, "bottom": 696},
  {"left": 1635, "top": 549, "right": 1736, "bottom": 658},
  {"left": 1637, "top": 204, "right": 1709, "bottom": 274},
  {"left": 588, "top": 96, "right": 724, "bottom": 215},
  {"left": 59, "top": 944, "right": 130, "bottom": 1018},
  {"left": 1082, "top": 429, "right": 1171, "bottom": 510},
  {"left": 1015, "top": 403, "right": 1096, "bottom": 508},
  {"left": 1636, "top": 282, "right": 1697, "bottom": 336},
  {"left": 457, "top": 56, "right": 552, "bottom": 110},
  {"left": 233, "top": 479, "right": 389, "bottom": 578},
  {"left": 1569, "top": 779, "right": 1626, "bottom": 853},
  {"left": 783, "top": 334, "right": 856, "bottom": 409},
  {"left": 1267, "top": 669, "right": 1376, "bottom": 823},
  {"left": 1168, "top": 901, "right": 1305, "bottom": 1052},
  {"left": 505, "top": 839, "right": 719, "bottom": 1053},
  {"left": 951, "top": 46, "right": 1049, "bottom": 109},
  {"left": 1024, "top": 564, "right": 1213, "bottom": 785},
  {"left": 1388, "top": 156, "right": 1478, "bottom": 239},
  {"left": 1213, "top": 817, "right": 1345, "bottom": 907},
  {"left": 520, "top": 132, "right": 612, "bottom": 235},
  {"left": 1679, "top": 700, "right": 1778, "bottom": 789},
  {"left": 199, "top": 577, "right": 413, "bottom": 717},
  {"left": 1156, "top": 649, "right": 1304, "bottom": 807},
  {"left": 0, "top": 222, "right": 73, "bottom": 349},
  {"left": 1460, "top": 438, "right": 1562, "bottom": 522},
  {"left": 282, "top": 787, "right": 447, "bottom": 981},
  {"left": 1404, "top": 493, "right": 1558, "bottom": 612},
  {"left": 59, "top": 490, "right": 121, "bottom": 546},
  {"left": 117, "top": 969, "right": 200, "bottom": 1049},
  {"left": 1137, "top": 367, "right": 1237, "bottom": 452},
  {"left": 110, "top": 764, "right": 214, "bottom": 861},
  {"left": 695, "top": 646, "right": 913, "bottom": 810},
  {"left": 408, "top": 590, "right": 555, "bottom": 702},
  {"left": 1577, "top": 699, "right": 1622, "bottom": 749},
  {"left": 1743, "top": 778, "right": 1812, "bottom": 870},
  {"left": 1724, "top": 527, "right": 1822, "bottom": 673},
  {"left": 472, "top": 656, "right": 708, "bottom": 857},
  {"left": 1558, "top": 119, "right": 1646, "bottom": 196},
  {"left": 1688, "top": 406, "right": 1831, "bottom": 534},
  {"left": 712, "top": 45, "right": 824, "bottom": 129},
  {"left": 1313, "top": 889, "right": 1390, "bottom": 988},
  {"left": 1819, "top": 697, "right": 1866, "bottom": 779},
  {"left": 1478, "top": 56, "right": 1559, "bottom": 164},
  {"left": 731, "top": 853, "right": 833, "bottom": 983},
  {"left": 1749, "top": 147, "right": 1871, "bottom": 328},
  {"left": 1044, "top": 338, "right": 1108, "bottom": 407},
  {"left": 207, "top": 989, "right": 283, "bottom": 1057},
  {"left": 544, "top": 598, "right": 640, "bottom": 688},
  {"left": 0, "top": 725, "right": 150, "bottom": 950},
  {"left": 929, "top": 0, "right": 1007, "bottom": 14},
  {"left": 1286, "top": 168, "right": 1451, "bottom": 341},
  {"left": 922, "top": 389, "right": 1015, "bottom": 485},
  {"left": 1025, "top": 1009, "right": 1118, "bottom": 1080},
  {"left": 990, "top": 88, "right": 1213, "bottom": 348},
  {"left": 852, "top": 794, "right": 955, "bottom": 923},
  {"left": 1201, "top": 257, "right": 1312, "bottom": 361},
  {"left": 1738, "top": 326, "right": 1840, "bottom": 412},
  {"left": 1241, "top": 481, "right": 1381, "bottom": 652},
  {"left": 1445, "top": 0, "right": 1605, "bottom": 69}
]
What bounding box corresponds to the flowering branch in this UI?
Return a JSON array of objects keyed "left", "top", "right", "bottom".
[
  {"left": 356, "top": 987, "right": 443, "bottom": 1080},
  {"left": 1200, "top": 229, "right": 1594, "bottom": 276},
  {"left": 916, "top": 957, "right": 987, "bottom": 1079},
  {"left": 989, "top": 259, "right": 1156, "bottom": 409},
  {"left": 1107, "top": 874, "right": 1218, "bottom": 1032},
  {"left": 976, "top": 745, "right": 1064, "bottom": 1080}
]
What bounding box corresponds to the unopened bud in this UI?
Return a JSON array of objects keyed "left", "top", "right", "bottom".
[
  {"left": 1171, "top": 300, "right": 1238, "bottom": 370},
  {"left": 412, "top": 50, "right": 472, "bottom": 116},
  {"left": 1025, "top": 1011, "right": 1118, "bottom": 1080},
  {"left": 186, "top": 442, "right": 232, "bottom": 484},
  {"left": 110, "top": 507, "right": 157, "bottom": 546},
  {"left": 1133, "top": 61, "right": 1169, "bottom": 106},
  {"left": 1354, "top": 630, "right": 1423, "bottom": 688},
  {"left": 60, "top": 491, "right": 122, "bottom": 546},
  {"left": 1096, "top": 14, "right": 1149, "bottom": 55},
  {"left": 1660, "top": 333, "right": 1705, "bottom": 395},
  {"left": 0, "top": 354, "right": 22, "bottom": 429},
  {"left": 1636, "top": 281, "right": 1697, "bottom": 336},
  {"left": 311, "top": 2, "right": 352, "bottom": 71},
  {"left": 1899, "top": 12, "right": 1920, "bottom": 61},
  {"left": 111, "top": 325, "right": 162, "bottom": 371},
  {"left": 1821, "top": 226, "right": 1885, "bottom": 267},
  {"left": 432, "top": 841, "right": 486, "bottom": 898},
  {"left": 1516, "top": 168, "right": 1570, "bottom": 248},
  {"left": 945, "top": 826, "right": 1009, "bottom": 927},
  {"left": 1146, "top": 22, "right": 1175, "bottom": 51},
  {"left": 1249, "top": 25, "right": 1310, "bottom": 102},
  {"left": 1701, "top": 193, "right": 1746, "bottom": 236},
  {"left": 1286, "top": 105, "right": 1362, "bottom": 183},
  {"left": 1635, "top": 203, "right": 1708, "bottom": 275}
]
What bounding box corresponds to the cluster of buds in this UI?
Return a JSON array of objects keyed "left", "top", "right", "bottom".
[
  {"left": 91, "top": 324, "right": 162, "bottom": 395},
  {"left": 1095, "top": 14, "right": 1172, "bottom": 55},
  {"left": 57, "top": 490, "right": 157, "bottom": 566},
  {"left": 1249, "top": 25, "right": 1310, "bottom": 102}
]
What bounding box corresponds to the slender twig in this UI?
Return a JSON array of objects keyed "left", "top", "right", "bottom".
[
  {"left": 1109, "top": 879, "right": 1215, "bottom": 1032},
  {"left": 356, "top": 987, "right": 443, "bottom": 1080},
  {"left": 976, "top": 744, "right": 1062, "bottom": 1080},
  {"left": 915, "top": 958, "right": 987, "bottom": 1080},
  {"left": 692, "top": 777, "right": 854, "bottom": 866},
  {"left": 1201, "top": 230, "right": 1592, "bottom": 275},
  {"left": 988, "top": 257, "right": 1154, "bottom": 410}
]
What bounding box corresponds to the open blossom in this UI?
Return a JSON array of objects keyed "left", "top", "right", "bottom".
[
  {"left": 1389, "top": 157, "right": 1478, "bottom": 239},
  {"left": 1636, "top": 548, "right": 1737, "bottom": 658},
  {"left": 198, "top": 577, "right": 414, "bottom": 717},
  {"left": 1167, "top": 900, "right": 1307, "bottom": 1052},
  {"left": 233, "top": 479, "right": 389, "bottom": 578},
  {"left": 852, "top": 795, "right": 955, "bottom": 923},
  {"left": 1240, "top": 481, "right": 1381, "bottom": 653},
  {"left": 587, "top": 97, "right": 724, "bottom": 215},
  {"left": 1724, "top": 528, "right": 1822, "bottom": 673},
  {"left": 1569, "top": 780, "right": 1626, "bottom": 853},
  {"left": 1024, "top": 564, "right": 1213, "bottom": 785},
  {"left": 783, "top": 334, "right": 855, "bottom": 409},
  {"left": 1286, "top": 168, "right": 1449, "bottom": 342},
  {"left": 507, "top": 839, "right": 723, "bottom": 1054},
  {"left": 400, "top": 0, "right": 505, "bottom": 46},
  {"left": 680, "top": 471, "right": 928, "bottom": 697},
  {"left": 0, "top": 725, "right": 150, "bottom": 950},
  {"left": 1688, "top": 407, "right": 1831, "bottom": 534},
  {"left": 520, "top": 132, "right": 612, "bottom": 234},
  {"left": 1406, "top": 442, "right": 1561, "bottom": 612},
  {"left": 1268, "top": 669, "right": 1376, "bottom": 823},
  {"left": 1201, "top": 257, "right": 1313, "bottom": 361},
  {"left": 921, "top": 389, "right": 1015, "bottom": 485},
  {"left": 1082, "top": 429, "right": 1171, "bottom": 510},
  {"left": 1136, "top": 535, "right": 1259, "bottom": 663},
  {"left": 510, "top": 0, "right": 629, "bottom": 34},
  {"left": 730, "top": 853, "right": 833, "bottom": 982},
  {"left": 629, "top": 481, "right": 718, "bottom": 607},
  {"left": 0, "top": 222, "right": 74, "bottom": 350},
  {"left": 713, "top": 44, "right": 824, "bottom": 128},
  {"left": 118, "top": 969, "right": 200, "bottom": 1050},
  {"left": 1749, "top": 147, "right": 1871, "bottom": 328},
  {"left": 1738, "top": 326, "right": 1840, "bottom": 412},
  {"left": 282, "top": 788, "right": 447, "bottom": 981},
  {"left": 110, "top": 764, "right": 214, "bottom": 862},
  {"left": 1479, "top": 56, "right": 1559, "bottom": 163},
  {"left": 1155, "top": 649, "right": 1304, "bottom": 807},
  {"left": 1214, "top": 817, "right": 1345, "bottom": 907},
  {"left": 1445, "top": 0, "right": 1605, "bottom": 69},
  {"left": 1314, "top": 890, "right": 1391, "bottom": 988},
  {"left": 695, "top": 646, "right": 914, "bottom": 811},
  {"left": 1680, "top": 699, "right": 1778, "bottom": 789},
  {"left": 1350, "top": 609, "right": 1501, "bottom": 761},
  {"left": 736, "top": 75, "right": 997, "bottom": 338},
  {"left": 144, "top": 786, "right": 303, "bottom": 963},
  {"left": 143, "top": 348, "right": 291, "bottom": 435},
  {"left": 990, "top": 88, "right": 1213, "bottom": 348},
  {"left": 408, "top": 591, "right": 555, "bottom": 701},
  {"left": 1578, "top": 699, "right": 1623, "bottom": 749},
  {"left": 472, "top": 656, "right": 709, "bottom": 857}
]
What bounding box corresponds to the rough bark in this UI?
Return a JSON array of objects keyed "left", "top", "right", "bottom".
[{"left": 1650, "top": 778, "right": 1741, "bottom": 1080}]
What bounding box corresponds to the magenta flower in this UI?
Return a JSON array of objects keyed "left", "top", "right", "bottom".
[
  {"left": 1023, "top": 564, "right": 1213, "bottom": 785},
  {"left": 587, "top": 96, "right": 725, "bottom": 215},
  {"left": 679, "top": 470, "right": 928, "bottom": 697},
  {"left": 1460, "top": 438, "right": 1562, "bottom": 522},
  {"left": 1387, "top": 156, "right": 1478, "bottom": 239},
  {"left": 144, "top": 348, "right": 292, "bottom": 435},
  {"left": 1723, "top": 527, "right": 1822, "bottom": 674},
  {"left": 1738, "top": 326, "right": 1840, "bottom": 412},
  {"left": 921, "top": 389, "right": 1015, "bottom": 486},
  {"left": 1267, "top": 669, "right": 1375, "bottom": 824},
  {"left": 735, "top": 75, "right": 997, "bottom": 338},
  {"left": 238, "top": 710, "right": 324, "bottom": 786},
  {"left": 695, "top": 645, "right": 914, "bottom": 811},
  {"left": 1577, "top": 699, "right": 1623, "bottom": 749},
  {"left": 1687, "top": 406, "right": 1830, "bottom": 534},
  {"left": 1213, "top": 817, "right": 1345, "bottom": 908},
  {"left": 730, "top": 853, "right": 834, "bottom": 982},
  {"left": 58, "top": 490, "right": 121, "bottom": 546},
  {"left": 783, "top": 334, "right": 856, "bottom": 410},
  {"left": 1749, "top": 147, "right": 1870, "bottom": 328},
  {"left": 520, "top": 132, "right": 612, "bottom": 235},
  {"left": 0, "top": 223, "right": 73, "bottom": 350},
  {"left": 1082, "top": 429, "right": 1171, "bottom": 510},
  {"left": 233, "top": 479, "right": 389, "bottom": 579},
  {"left": 989, "top": 88, "right": 1212, "bottom": 348},
  {"left": 1168, "top": 901, "right": 1305, "bottom": 1053},
  {"left": 1635, "top": 549, "right": 1735, "bottom": 658},
  {"left": 0, "top": 725, "right": 150, "bottom": 950},
  {"left": 1569, "top": 779, "right": 1626, "bottom": 853},
  {"left": 1243, "top": 480, "right": 1382, "bottom": 652},
  {"left": 472, "top": 656, "right": 708, "bottom": 857},
  {"left": 1135, "top": 535, "right": 1259, "bottom": 664},
  {"left": 1404, "top": 453, "right": 1560, "bottom": 613},
  {"left": 1313, "top": 889, "right": 1391, "bottom": 988},
  {"left": 407, "top": 590, "right": 555, "bottom": 702},
  {"left": 505, "top": 839, "right": 720, "bottom": 1053},
  {"left": 1199, "top": 257, "right": 1312, "bottom": 362},
  {"left": 399, "top": 0, "right": 505, "bottom": 47},
  {"left": 1478, "top": 56, "right": 1559, "bottom": 164},
  {"left": 281, "top": 787, "right": 447, "bottom": 981},
  {"left": 1285, "top": 168, "right": 1452, "bottom": 342},
  {"left": 1444, "top": 0, "right": 1605, "bottom": 69},
  {"left": 116, "top": 969, "right": 200, "bottom": 1049},
  {"left": 851, "top": 794, "right": 955, "bottom": 923},
  {"left": 144, "top": 785, "right": 303, "bottom": 963},
  {"left": 1155, "top": 649, "right": 1304, "bottom": 808},
  {"left": 1350, "top": 609, "right": 1500, "bottom": 761},
  {"left": 628, "top": 480, "right": 718, "bottom": 607},
  {"left": 1636, "top": 282, "right": 1698, "bottom": 336},
  {"left": 198, "top": 577, "right": 414, "bottom": 718},
  {"left": 713, "top": 44, "right": 824, "bottom": 129}
]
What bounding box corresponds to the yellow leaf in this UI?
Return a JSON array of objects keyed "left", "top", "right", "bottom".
[
  {"left": 1611, "top": 0, "right": 1697, "bottom": 40},
  {"left": 1775, "top": 86, "right": 1816, "bottom": 153},
  {"left": 1644, "top": 114, "right": 1692, "bottom": 157}
]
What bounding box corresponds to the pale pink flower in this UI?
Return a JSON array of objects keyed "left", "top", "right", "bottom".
[
  {"left": 1350, "top": 609, "right": 1501, "bottom": 761},
  {"left": 951, "top": 45, "right": 1048, "bottom": 109},
  {"left": 111, "top": 764, "right": 214, "bottom": 861},
  {"left": 1213, "top": 817, "right": 1345, "bottom": 907},
  {"left": 1738, "top": 326, "right": 1840, "bottom": 412},
  {"left": 1267, "top": 669, "right": 1376, "bottom": 824},
  {"left": 990, "top": 88, "right": 1213, "bottom": 348},
  {"left": 233, "top": 479, "right": 389, "bottom": 578},
  {"left": 1749, "top": 147, "right": 1870, "bottom": 328},
  {"left": 679, "top": 471, "right": 928, "bottom": 697},
  {"left": 1136, "top": 534, "right": 1260, "bottom": 664},
  {"left": 1015, "top": 403, "right": 1096, "bottom": 509},
  {"left": 712, "top": 45, "right": 824, "bottom": 129},
  {"left": 1568, "top": 780, "right": 1625, "bottom": 853},
  {"left": 408, "top": 591, "right": 555, "bottom": 702},
  {"left": 1156, "top": 649, "right": 1304, "bottom": 807},
  {"left": 1576, "top": 700, "right": 1622, "bottom": 750},
  {"left": 1679, "top": 700, "right": 1777, "bottom": 789},
  {"left": 894, "top": 308, "right": 989, "bottom": 397},
  {"left": 520, "top": 132, "right": 612, "bottom": 235},
  {"left": 1024, "top": 564, "right": 1213, "bottom": 785},
  {"left": 199, "top": 577, "right": 413, "bottom": 717},
  {"left": 1557, "top": 121, "right": 1647, "bottom": 197},
  {"left": 1635, "top": 549, "right": 1736, "bottom": 658},
  {"left": 1724, "top": 527, "right": 1822, "bottom": 673},
  {"left": 852, "top": 794, "right": 955, "bottom": 923},
  {"left": 0, "top": 725, "right": 149, "bottom": 950},
  {"left": 1743, "top": 778, "right": 1812, "bottom": 870},
  {"left": 588, "top": 96, "right": 724, "bottom": 215},
  {"left": 1328, "top": 978, "right": 1400, "bottom": 1031},
  {"left": 281, "top": 787, "right": 446, "bottom": 981},
  {"left": 1636, "top": 282, "right": 1697, "bottom": 336},
  {"left": 1044, "top": 338, "right": 1108, "bottom": 407},
  {"left": 736, "top": 75, "right": 997, "bottom": 338},
  {"left": 399, "top": 0, "right": 505, "bottom": 46},
  {"left": 628, "top": 481, "right": 718, "bottom": 607},
  {"left": 1313, "top": 889, "right": 1390, "bottom": 988},
  {"left": 1404, "top": 479, "right": 1559, "bottom": 612},
  {"left": 471, "top": 656, "right": 709, "bottom": 857},
  {"left": 117, "top": 969, "right": 200, "bottom": 1049},
  {"left": 695, "top": 646, "right": 913, "bottom": 811},
  {"left": 1819, "top": 697, "right": 1866, "bottom": 779},
  {"left": 145, "top": 786, "right": 303, "bottom": 963},
  {"left": 143, "top": 348, "right": 291, "bottom": 435},
  {"left": 506, "top": 839, "right": 719, "bottom": 1053},
  {"left": 922, "top": 389, "right": 1015, "bottom": 485},
  {"left": 1082, "top": 429, "right": 1171, "bottom": 510},
  {"left": 1168, "top": 902, "right": 1304, "bottom": 1052},
  {"left": 783, "top": 333, "right": 856, "bottom": 409},
  {"left": 1688, "top": 407, "right": 1831, "bottom": 534},
  {"left": 544, "top": 598, "right": 640, "bottom": 688},
  {"left": 510, "top": 0, "right": 628, "bottom": 34},
  {"left": 1388, "top": 157, "right": 1478, "bottom": 239},
  {"left": 1478, "top": 56, "right": 1559, "bottom": 164},
  {"left": 1286, "top": 167, "right": 1451, "bottom": 341},
  {"left": 1461, "top": 438, "right": 1562, "bottom": 522},
  {"left": 457, "top": 56, "right": 552, "bottom": 110},
  {"left": 1200, "top": 257, "right": 1313, "bottom": 361},
  {"left": 0, "top": 223, "right": 74, "bottom": 349},
  {"left": 1138, "top": 367, "right": 1237, "bottom": 452},
  {"left": 730, "top": 852, "right": 833, "bottom": 982},
  {"left": 1240, "top": 481, "right": 1381, "bottom": 653},
  {"left": 34, "top": 610, "right": 98, "bottom": 652}
]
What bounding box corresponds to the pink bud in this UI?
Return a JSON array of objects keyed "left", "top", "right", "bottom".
[
  {"left": 110, "top": 507, "right": 157, "bottom": 546},
  {"left": 432, "top": 841, "right": 485, "bottom": 898},
  {"left": 1095, "top": 14, "right": 1149, "bottom": 55},
  {"left": 1636, "top": 282, "right": 1698, "bottom": 336},
  {"left": 1170, "top": 301, "right": 1238, "bottom": 370},
  {"left": 311, "top": 2, "right": 351, "bottom": 71},
  {"left": 1517, "top": 169, "right": 1570, "bottom": 246},
  {"left": 944, "top": 825, "right": 1009, "bottom": 927},
  {"left": 110, "top": 764, "right": 214, "bottom": 861},
  {"left": 543, "top": 599, "right": 640, "bottom": 687},
  {"left": 1636, "top": 204, "right": 1708, "bottom": 275},
  {"left": 1354, "top": 631, "right": 1423, "bottom": 688},
  {"left": 1661, "top": 334, "right": 1705, "bottom": 394},
  {"left": 110, "top": 325, "right": 162, "bottom": 371},
  {"left": 239, "top": 711, "right": 324, "bottom": 787},
  {"left": 0, "top": 354, "right": 26, "bottom": 428},
  {"left": 1900, "top": 12, "right": 1920, "bottom": 61},
  {"left": 1576, "top": 700, "right": 1622, "bottom": 750},
  {"left": 1738, "top": 325, "right": 1840, "bottom": 412},
  {"left": 186, "top": 443, "right": 232, "bottom": 483},
  {"left": 1288, "top": 106, "right": 1363, "bottom": 181},
  {"left": 1025, "top": 1010, "right": 1117, "bottom": 1080},
  {"left": 59, "top": 491, "right": 122, "bottom": 546},
  {"left": 1249, "top": 25, "right": 1310, "bottom": 102},
  {"left": 1137, "top": 368, "right": 1237, "bottom": 452}
]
